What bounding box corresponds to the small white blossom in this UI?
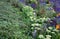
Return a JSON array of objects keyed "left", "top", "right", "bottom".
[
  {"left": 46, "top": 29, "right": 51, "bottom": 32},
  {"left": 46, "top": 35, "right": 51, "bottom": 38},
  {"left": 51, "top": 32, "right": 56, "bottom": 35},
  {"left": 33, "top": 18, "right": 36, "bottom": 20},
  {"left": 43, "top": 17, "right": 45, "bottom": 20},
  {"left": 31, "top": 23, "right": 41, "bottom": 27},
  {"left": 53, "top": 29, "right": 59, "bottom": 32},
  {"left": 39, "top": 35, "right": 45, "bottom": 38},
  {"left": 35, "top": 23, "right": 40, "bottom": 26},
  {"left": 31, "top": 24, "right": 35, "bottom": 26},
  {"left": 48, "top": 27, "right": 53, "bottom": 30},
  {"left": 35, "top": 27, "right": 41, "bottom": 30},
  {"left": 33, "top": 12, "right": 36, "bottom": 15},
  {"left": 30, "top": 16, "right": 33, "bottom": 19},
  {"left": 45, "top": 37, "right": 51, "bottom": 39}
]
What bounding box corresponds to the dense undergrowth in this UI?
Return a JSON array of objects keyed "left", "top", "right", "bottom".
[{"left": 0, "top": 0, "right": 60, "bottom": 39}]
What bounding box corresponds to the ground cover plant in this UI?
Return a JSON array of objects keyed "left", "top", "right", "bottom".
[{"left": 0, "top": 0, "right": 60, "bottom": 39}]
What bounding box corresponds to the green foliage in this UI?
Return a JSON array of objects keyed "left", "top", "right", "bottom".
[
  {"left": 0, "top": 1, "right": 33, "bottom": 39},
  {"left": 0, "top": 0, "right": 60, "bottom": 39}
]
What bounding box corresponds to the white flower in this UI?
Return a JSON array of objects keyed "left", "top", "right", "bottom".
[
  {"left": 39, "top": 35, "right": 44, "bottom": 38},
  {"left": 33, "top": 12, "right": 36, "bottom": 15},
  {"left": 46, "top": 29, "right": 51, "bottom": 32},
  {"left": 33, "top": 18, "right": 36, "bottom": 20},
  {"left": 31, "top": 23, "right": 41, "bottom": 26},
  {"left": 51, "top": 32, "right": 55, "bottom": 34},
  {"left": 35, "top": 27, "right": 41, "bottom": 30},
  {"left": 30, "top": 16, "right": 33, "bottom": 19},
  {"left": 31, "top": 24, "right": 35, "bottom": 26},
  {"left": 35, "top": 23, "right": 39, "bottom": 26},
  {"left": 51, "top": 32, "right": 56, "bottom": 35},
  {"left": 43, "top": 17, "right": 45, "bottom": 20},
  {"left": 46, "top": 35, "right": 51, "bottom": 38},
  {"left": 48, "top": 27, "right": 53, "bottom": 30},
  {"left": 45, "top": 37, "right": 51, "bottom": 39},
  {"left": 53, "top": 29, "right": 59, "bottom": 32}
]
